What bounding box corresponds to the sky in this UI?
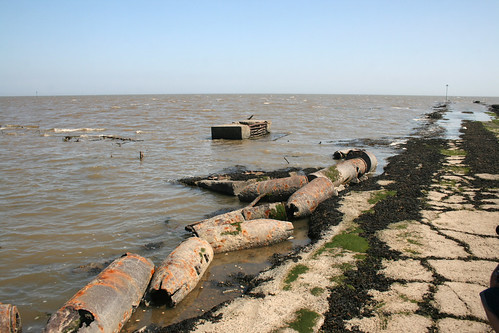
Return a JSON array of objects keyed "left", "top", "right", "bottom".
[{"left": 1, "top": 0, "right": 498, "bottom": 97}]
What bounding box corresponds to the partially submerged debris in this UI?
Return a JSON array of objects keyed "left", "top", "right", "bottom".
[
  {"left": 148, "top": 237, "right": 213, "bottom": 307},
  {"left": 44, "top": 253, "right": 154, "bottom": 333},
  {"left": 287, "top": 177, "right": 338, "bottom": 218},
  {"left": 211, "top": 120, "right": 271, "bottom": 140},
  {"left": 194, "top": 219, "right": 294, "bottom": 253},
  {"left": 0, "top": 303, "right": 21, "bottom": 333},
  {"left": 237, "top": 175, "right": 308, "bottom": 202}
]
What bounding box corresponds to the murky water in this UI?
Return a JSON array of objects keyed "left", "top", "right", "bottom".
[{"left": 0, "top": 94, "right": 496, "bottom": 331}]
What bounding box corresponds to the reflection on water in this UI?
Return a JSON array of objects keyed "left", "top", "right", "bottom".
[{"left": 0, "top": 94, "right": 496, "bottom": 331}]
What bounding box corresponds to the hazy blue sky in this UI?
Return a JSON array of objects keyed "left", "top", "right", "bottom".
[{"left": 1, "top": 1, "right": 498, "bottom": 96}]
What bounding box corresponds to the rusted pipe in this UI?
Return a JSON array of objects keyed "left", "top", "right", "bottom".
[
  {"left": 186, "top": 201, "right": 289, "bottom": 238},
  {"left": 0, "top": 303, "right": 21, "bottom": 333},
  {"left": 286, "top": 176, "right": 337, "bottom": 218},
  {"left": 185, "top": 210, "right": 245, "bottom": 235},
  {"left": 237, "top": 175, "right": 308, "bottom": 202},
  {"left": 195, "top": 179, "right": 248, "bottom": 196},
  {"left": 148, "top": 237, "right": 213, "bottom": 307},
  {"left": 310, "top": 151, "right": 377, "bottom": 186},
  {"left": 331, "top": 149, "right": 377, "bottom": 175},
  {"left": 44, "top": 253, "right": 154, "bottom": 333},
  {"left": 194, "top": 219, "right": 294, "bottom": 253},
  {"left": 343, "top": 150, "right": 377, "bottom": 174}
]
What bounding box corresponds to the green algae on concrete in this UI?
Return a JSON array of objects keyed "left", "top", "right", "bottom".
[
  {"left": 368, "top": 189, "right": 397, "bottom": 205},
  {"left": 283, "top": 264, "right": 309, "bottom": 290},
  {"left": 315, "top": 227, "right": 369, "bottom": 257},
  {"left": 287, "top": 308, "right": 320, "bottom": 333},
  {"left": 440, "top": 149, "right": 467, "bottom": 156}
]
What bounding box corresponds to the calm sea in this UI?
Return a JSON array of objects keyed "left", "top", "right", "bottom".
[{"left": 0, "top": 94, "right": 495, "bottom": 331}]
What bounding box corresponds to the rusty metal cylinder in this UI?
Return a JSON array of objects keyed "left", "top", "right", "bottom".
[
  {"left": 186, "top": 202, "right": 289, "bottom": 237},
  {"left": 0, "top": 303, "right": 21, "bottom": 333},
  {"left": 195, "top": 179, "right": 248, "bottom": 196},
  {"left": 44, "top": 253, "right": 154, "bottom": 333},
  {"left": 310, "top": 160, "right": 362, "bottom": 187},
  {"left": 286, "top": 176, "right": 337, "bottom": 218},
  {"left": 195, "top": 219, "right": 294, "bottom": 253},
  {"left": 237, "top": 175, "right": 308, "bottom": 202},
  {"left": 186, "top": 210, "right": 245, "bottom": 235},
  {"left": 148, "top": 237, "right": 213, "bottom": 307},
  {"left": 332, "top": 149, "right": 378, "bottom": 175}
]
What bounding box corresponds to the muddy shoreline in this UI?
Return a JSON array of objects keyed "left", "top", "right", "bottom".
[{"left": 138, "top": 105, "right": 499, "bottom": 332}]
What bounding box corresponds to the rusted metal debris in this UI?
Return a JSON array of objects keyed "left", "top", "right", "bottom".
[
  {"left": 288, "top": 150, "right": 377, "bottom": 218},
  {"left": 286, "top": 177, "right": 337, "bottom": 218},
  {"left": 195, "top": 179, "right": 249, "bottom": 196},
  {"left": 194, "top": 219, "right": 294, "bottom": 253},
  {"left": 44, "top": 253, "right": 154, "bottom": 333},
  {"left": 0, "top": 303, "right": 21, "bottom": 333},
  {"left": 185, "top": 202, "right": 288, "bottom": 235},
  {"left": 186, "top": 210, "right": 246, "bottom": 235},
  {"left": 148, "top": 237, "right": 213, "bottom": 307},
  {"left": 237, "top": 175, "right": 309, "bottom": 202},
  {"left": 313, "top": 149, "right": 377, "bottom": 186}
]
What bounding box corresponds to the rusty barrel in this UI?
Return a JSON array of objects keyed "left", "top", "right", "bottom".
[
  {"left": 237, "top": 175, "right": 308, "bottom": 202},
  {"left": 0, "top": 303, "right": 21, "bottom": 333},
  {"left": 195, "top": 219, "right": 294, "bottom": 253},
  {"left": 286, "top": 177, "right": 337, "bottom": 218},
  {"left": 148, "top": 237, "right": 213, "bottom": 307},
  {"left": 44, "top": 253, "right": 154, "bottom": 333},
  {"left": 186, "top": 210, "right": 245, "bottom": 235}
]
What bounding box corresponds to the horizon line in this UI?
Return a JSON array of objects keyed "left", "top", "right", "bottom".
[{"left": 2, "top": 92, "right": 498, "bottom": 98}]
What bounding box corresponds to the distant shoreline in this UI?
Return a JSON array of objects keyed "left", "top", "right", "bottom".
[{"left": 2, "top": 93, "right": 499, "bottom": 99}]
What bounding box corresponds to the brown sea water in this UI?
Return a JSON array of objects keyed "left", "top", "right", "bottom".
[{"left": 0, "top": 94, "right": 495, "bottom": 331}]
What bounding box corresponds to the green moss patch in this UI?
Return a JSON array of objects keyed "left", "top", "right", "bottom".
[
  {"left": 445, "top": 165, "right": 471, "bottom": 175},
  {"left": 310, "top": 287, "right": 324, "bottom": 296},
  {"left": 323, "top": 166, "right": 340, "bottom": 182},
  {"left": 287, "top": 309, "right": 320, "bottom": 333},
  {"left": 315, "top": 228, "right": 369, "bottom": 257},
  {"left": 283, "top": 264, "right": 309, "bottom": 290},
  {"left": 368, "top": 189, "right": 397, "bottom": 205},
  {"left": 440, "top": 149, "right": 467, "bottom": 156}
]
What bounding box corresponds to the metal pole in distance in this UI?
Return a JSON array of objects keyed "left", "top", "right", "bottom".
[{"left": 445, "top": 84, "right": 449, "bottom": 103}]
